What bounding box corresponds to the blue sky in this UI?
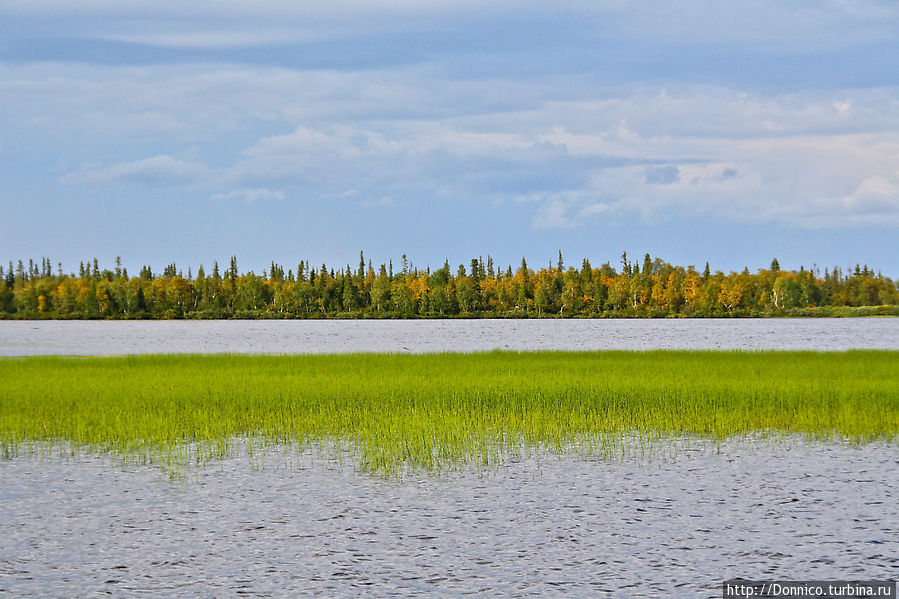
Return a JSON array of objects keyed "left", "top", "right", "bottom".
[{"left": 2, "top": 1, "right": 898, "bottom": 276}]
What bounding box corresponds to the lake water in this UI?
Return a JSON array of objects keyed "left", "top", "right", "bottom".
[
  {"left": 3, "top": 319, "right": 897, "bottom": 596},
  {"left": 1, "top": 317, "right": 898, "bottom": 355},
  {"left": 2, "top": 440, "right": 896, "bottom": 597}
]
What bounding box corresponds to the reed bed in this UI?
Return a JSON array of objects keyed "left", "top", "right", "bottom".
[{"left": 1, "top": 351, "right": 896, "bottom": 475}]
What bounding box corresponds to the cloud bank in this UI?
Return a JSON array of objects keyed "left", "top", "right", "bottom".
[{"left": 2, "top": 0, "right": 898, "bottom": 274}]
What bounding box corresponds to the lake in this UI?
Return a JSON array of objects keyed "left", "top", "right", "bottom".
[
  {"left": 1, "top": 317, "right": 898, "bottom": 355},
  {"left": 2, "top": 440, "right": 896, "bottom": 597},
  {"left": 2, "top": 318, "right": 896, "bottom": 596}
]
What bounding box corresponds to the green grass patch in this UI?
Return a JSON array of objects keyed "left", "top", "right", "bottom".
[{"left": 1, "top": 351, "right": 897, "bottom": 475}]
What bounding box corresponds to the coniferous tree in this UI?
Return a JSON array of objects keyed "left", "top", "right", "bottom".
[
  {"left": 1, "top": 252, "right": 896, "bottom": 319},
  {"left": 470, "top": 258, "right": 480, "bottom": 286}
]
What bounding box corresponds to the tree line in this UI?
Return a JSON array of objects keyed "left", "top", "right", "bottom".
[{"left": 1, "top": 253, "right": 897, "bottom": 319}]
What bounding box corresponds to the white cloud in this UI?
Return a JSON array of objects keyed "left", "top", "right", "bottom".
[
  {"left": 211, "top": 188, "right": 285, "bottom": 202},
  {"left": 62, "top": 155, "right": 210, "bottom": 186},
  {"left": 360, "top": 197, "right": 395, "bottom": 208},
  {"left": 7, "top": 59, "right": 899, "bottom": 229},
  {"left": 840, "top": 176, "right": 899, "bottom": 214},
  {"left": 580, "top": 202, "right": 611, "bottom": 218},
  {"left": 245, "top": 125, "right": 366, "bottom": 159},
  {"left": 533, "top": 197, "right": 575, "bottom": 230}
]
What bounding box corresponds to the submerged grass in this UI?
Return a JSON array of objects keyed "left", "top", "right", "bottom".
[{"left": 1, "top": 351, "right": 897, "bottom": 475}]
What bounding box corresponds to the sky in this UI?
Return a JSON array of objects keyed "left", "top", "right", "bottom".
[{"left": 2, "top": 1, "right": 898, "bottom": 277}]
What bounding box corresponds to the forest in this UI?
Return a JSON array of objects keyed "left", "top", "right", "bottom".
[{"left": 1, "top": 252, "right": 897, "bottom": 319}]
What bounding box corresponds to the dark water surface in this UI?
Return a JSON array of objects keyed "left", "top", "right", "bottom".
[
  {"left": 1, "top": 318, "right": 898, "bottom": 355},
  {"left": 2, "top": 441, "right": 896, "bottom": 597}
]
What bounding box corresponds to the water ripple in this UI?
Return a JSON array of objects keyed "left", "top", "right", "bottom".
[
  {"left": 1, "top": 441, "right": 896, "bottom": 597},
  {"left": 1, "top": 318, "right": 898, "bottom": 356}
]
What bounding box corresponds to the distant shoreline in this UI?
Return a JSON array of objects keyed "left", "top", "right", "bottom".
[
  {"left": 4, "top": 254, "right": 896, "bottom": 320},
  {"left": 3, "top": 305, "right": 898, "bottom": 320}
]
